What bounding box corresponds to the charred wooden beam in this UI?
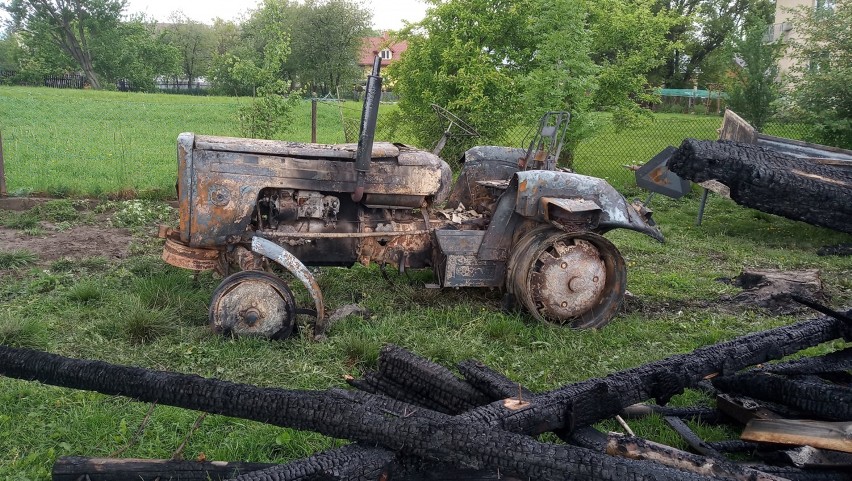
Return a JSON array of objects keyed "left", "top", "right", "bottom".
[
  {"left": 741, "top": 419, "right": 852, "bottom": 454},
  {"left": 704, "top": 441, "right": 759, "bottom": 454},
  {"left": 377, "top": 345, "right": 491, "bottom": 413},
  {"left": 231, "top": 444, "right": 395, "bottom": 481},
  {"left": 0, "top": 345, "right": 723, "bottom": 481},
  {"left": 52, "top": 456, "right": 274, "bottom": 481},
  {"left": 712, "top": 373, "right": 852, "bottom": 421},
  {"left": 605, "top": 433, "right": 789, "bottom": 481},
  {"left": 740, "top": 465, "right": 852, "bottom": 481},
  {"left": 669, "top": 139, "right": 852, "bottom": 233},
  {"left": 664, "top": 416, "right": 723, "bottom": 458},
  {"left": 345, "top": 371, "right": 453, "bottom": 414},
  {"left": 456, "top": 359, "right": 535, "bottom": 401},
  {"left": 460, "top": 315, "right": 850, "bottom": 435},
  {"left": 715, "top": 394, "right": 784, "bottom": 425},
  {"left": 760, "top": 347, "right": 852, "bottom": 376}
]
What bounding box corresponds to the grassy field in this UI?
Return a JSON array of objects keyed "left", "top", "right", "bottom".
[
  {"left": 0, "top": 87, "right": 850, "bottom": 479},
  {"left": 0, "top": 86, "right": 735, "bottom": 197}
]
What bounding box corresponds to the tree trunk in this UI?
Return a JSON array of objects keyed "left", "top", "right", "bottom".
[
  {"left": 52, "top": 456, "right": 274, "bottom": 481},
  {"left": 669, "top": 139, "right": 852, "bottom": 234}
]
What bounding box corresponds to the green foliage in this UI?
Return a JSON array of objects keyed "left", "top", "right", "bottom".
[
  {"left": 783, "top": 1, "right": 852, "bottom": 149},
  {"left": 35, "top": 199, "right": 79, "bottom": 222},
  {"left": 649, "top": 0, "right": 775, "bottom": 88},
  {"left": 65, "top": 281, "right": 104, "bottom": 305},
  {"left": 99, "top": 200, "right": 175, "bottom": 228},
  {"left": 159, "top": 12, "right": 216, "bottom": 87},
  {"left": 726, "top": 18, "right": 782, "bottom": 131},
  {"left": 588, "top": 0, "right": 682, "bottom": 129},
  {"left": 390, "top": 0, "right": 594, "bottom": 157},
  {"left": 237, "top": 81, "right": 302, "bottom": 139},
  {"left": 0, "top": 249, "right": 38, "bottom": 269},
  {"left": 286, "top": 0, "right": 372, "bottom": 95}
]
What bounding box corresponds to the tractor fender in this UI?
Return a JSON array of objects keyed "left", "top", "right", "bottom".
[
  {"left": 512, "top": 170, "right": 664, "bottom": 242},
  {"left": 251, "top": 237, "right": 327, "bottom": 338}
]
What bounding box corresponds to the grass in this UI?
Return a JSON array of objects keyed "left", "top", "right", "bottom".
[{"left": 0, "top": 249, "right": 38, "bottom": 269}]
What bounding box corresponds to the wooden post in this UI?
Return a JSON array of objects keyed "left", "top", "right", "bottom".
[
  {"left": 311, "top": 99, "right": 318, "bottom": 143},
  {"left": 0, "top": 131, "right": 6, "bottom": 196}
]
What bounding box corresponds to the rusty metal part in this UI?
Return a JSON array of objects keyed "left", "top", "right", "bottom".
[
  {"left": 507, "top": 227, "right": 626, "bottom": 328},
  {"left": 251, "top": 237, "right": 327, "bottom": 337},
  {"left": 162, "top": 233, "right": 222, "bottom": 271},
  {"left": 209, "top": 270, "right": 296, "bottom": 339}
]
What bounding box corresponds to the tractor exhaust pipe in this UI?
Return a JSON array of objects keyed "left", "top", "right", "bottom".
[{"left": 352, "top": 56, "right": 383, "bottom": 202}]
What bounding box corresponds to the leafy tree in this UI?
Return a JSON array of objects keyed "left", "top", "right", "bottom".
[
  {"left": 784, "top": 0, "right": 852, "bottom": 148},
  {"left": 2, "top": 0, "right": 127, "bottom": 89},
  {"left": 92, "top": 16, "right": 180, "bottom": 91},
  {"left": 0, "top": 27, "right": 23, "bottom": 71},
  {"left": 650, "top": 0, "right": 774, "bottom": 87},
  {"left": 390, "top": 0, "right": 587, "bottom": 153},
  {"left": 725, "top": 17, "right": 782, "bottom": 131},
  {"left": 588, "top": 0, "right": 682, "bottom": 127},
  {"left": 160, "top": 11, "right": 215, "bottom": 87},
  {"left": 287, "top": 0, "right": 371, "bottom": 95}
]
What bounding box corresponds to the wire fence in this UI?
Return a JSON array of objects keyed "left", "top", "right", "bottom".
[{"left": 0, "top": 91, "right": 823, "bottom": 198}]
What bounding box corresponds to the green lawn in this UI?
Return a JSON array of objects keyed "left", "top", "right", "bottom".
[
  {"left": 0, "top": 86, "right": 732, "bottom": 197},
  {"left": 0, "top": 88, "right": 850, "bottom": 479}
]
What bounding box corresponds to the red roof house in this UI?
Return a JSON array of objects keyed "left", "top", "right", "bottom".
[{"left": 359, "top": 32, "right": 409, "bottom": 69}]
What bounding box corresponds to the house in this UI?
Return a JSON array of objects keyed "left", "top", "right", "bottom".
[
  {"left": 359, "top": 31, "right": 408, "bottom": 74},
  {"left": 767, "top": 0, "right": 834, "bottom": 74}
]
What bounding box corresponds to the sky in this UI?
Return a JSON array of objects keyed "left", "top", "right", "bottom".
[{"left": 124, "top": 0, "right": 429, "bottom": 30}]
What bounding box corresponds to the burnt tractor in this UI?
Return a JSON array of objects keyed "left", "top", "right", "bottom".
[{"left": 160, "top": 58, "right": 663, "bottom": 339}]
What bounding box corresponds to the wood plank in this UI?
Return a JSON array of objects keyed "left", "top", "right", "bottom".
[{"left": 741, "top": 419, "right": 852, "bottom": 453}]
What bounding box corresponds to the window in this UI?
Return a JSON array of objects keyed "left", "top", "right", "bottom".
[{"left": 379, "top": 49, "right": 392, "bottom": 60}]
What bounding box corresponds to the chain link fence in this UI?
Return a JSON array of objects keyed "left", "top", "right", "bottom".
[{"left": 0, "top": 91, "right": 822, "bottom": 198}]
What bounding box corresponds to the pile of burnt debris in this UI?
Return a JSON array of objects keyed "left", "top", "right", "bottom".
[{"left": 1, "top": 305, "right": 850, "bottom": 481}]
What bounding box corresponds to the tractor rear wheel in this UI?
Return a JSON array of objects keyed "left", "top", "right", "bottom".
[
  {"left": 507, "top": 228, "right": 626, "bottom": 328},
  {"left": 209, "top": 270, "right": 297, "bottom": 339}
]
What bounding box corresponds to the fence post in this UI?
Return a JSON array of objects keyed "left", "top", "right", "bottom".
[
  {"left": 311, "top": 99, "right": 318, "bottom": 143},
  {"left": 0, "top": 131, "right": 6, "bottom": 196}
]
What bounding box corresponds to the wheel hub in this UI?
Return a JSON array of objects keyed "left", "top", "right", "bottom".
[{"left": 209, "top": 271, "right": 296, "bottom": 339}]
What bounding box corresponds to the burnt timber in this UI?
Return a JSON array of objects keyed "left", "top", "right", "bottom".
[
  {"left": 1, "top": 313, "right": 850, "bottom": 480},
  {"left": 669, "top": 138, "right": 852, "bottom": 234}
]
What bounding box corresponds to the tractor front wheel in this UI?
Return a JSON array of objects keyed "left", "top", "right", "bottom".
[{"left": 507, "top": 228, "right": 626, "bottom": 329}]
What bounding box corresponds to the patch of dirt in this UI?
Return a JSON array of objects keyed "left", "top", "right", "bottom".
[{"left": 0, "top": 223, "right": 135, "bottom": 264}]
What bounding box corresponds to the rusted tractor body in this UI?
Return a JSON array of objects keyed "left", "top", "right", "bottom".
[{"left": 161, "top": 61, "right": 663, "bottom": 339}]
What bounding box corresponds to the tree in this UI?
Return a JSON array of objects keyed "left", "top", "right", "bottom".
[
  {"left": 587, "top": 0, "right": 682, "bottom": 127},
  {"left": 784, "top": 0, "right": 852, "bottom": 148},
  {"left": 650, "top": 0, "right": 774, "bottom": 87},
  {"left": 725, "top": 17, "right": 782, "bottom": 131},
  {"left": 390, "top": 0, "right": 593, "bottom": 154},
  {"left": 287, "top": 0, "right": 371, "bottom": 95},
  {"left": 160, "top": 11, "right": 215, "bottom": 88},
  {"left": 2, "top": 0, "right": 128, "bottom": 89}
]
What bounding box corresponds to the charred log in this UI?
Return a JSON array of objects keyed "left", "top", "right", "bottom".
[
  {"left": 456, "top": 359, "right": 535, "bottom": 401},
  {"left": 669, "top": 139, "right": 852, "bottom": 234},
  {"left": 460, "top": 314, "right": 850, "bottom": 435},
  {"left": 605, "top": 434, "right": 788, "bottom": 481},
  {"left": 0, "top": 345, "right": 724, "bottom": 481},
  {"left": 377, "top": 345, "right": 491, "bottom": 413},
  {"left": 345, "top": 371, "right": 453, "bottom": 414},
  {"left": 231, "top": 444, "right": 395, "bottom": 481},
  {"left": 712, "top": 373, "right": 852, "bottom": 421},
  {"left": 664, "top": 416, "right": 723, "bottom": 458},
  {"left": 704, "top": 441, "right": 759, "bottom": 454},
  {"left": 760, "top": 348, "right": 852, "bottom": 376},
  {"left": 738, "top": 465, "right": 852, "bottom": 481},
  {"left": 52, "top": 457, "right": 273, "bottom": 481}
]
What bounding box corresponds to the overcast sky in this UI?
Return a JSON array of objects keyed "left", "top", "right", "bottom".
[{"left": 124, "top": 0, "right": 429, "bottom": 30}]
